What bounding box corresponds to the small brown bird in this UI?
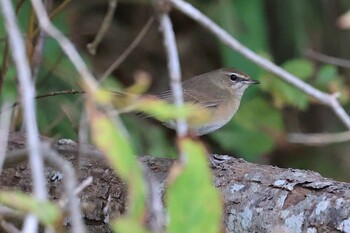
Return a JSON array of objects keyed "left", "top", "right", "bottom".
[{"left": 158, "top": 68, "right": 259, "bottom": 136}]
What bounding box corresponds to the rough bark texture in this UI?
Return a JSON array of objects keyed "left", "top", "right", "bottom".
[{"left": 1, "top": 133, "right": 350, "bottom": 233}]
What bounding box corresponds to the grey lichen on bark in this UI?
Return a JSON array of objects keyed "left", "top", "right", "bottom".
[{"left": 1, "top": 133, "right": 350, "bottom": 233}]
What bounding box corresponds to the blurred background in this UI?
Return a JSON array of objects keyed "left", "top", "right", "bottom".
[{"left": 1, "top": 0, "right": 350, "bottom": 180}]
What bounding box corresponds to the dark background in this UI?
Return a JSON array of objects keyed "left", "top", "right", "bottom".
[{"left": 1, "top": 0, "right": 350, "bottom": 180}]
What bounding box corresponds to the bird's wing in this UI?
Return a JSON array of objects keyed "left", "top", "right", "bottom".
[{"left": 158, "top": 89, "right": 223, "bottom": 109}]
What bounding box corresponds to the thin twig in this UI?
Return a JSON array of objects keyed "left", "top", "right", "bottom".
[
  {"left": 43, "top": 144, "right": 86, "bottom": 233},
  {"left": 0, "top": 221, "right": 21, "bottom": 233},
  {"left": 0, "top": 205, "right": 22, "bottom": 218},
  {"left": 169, "top": 0, "right": 350, "bottom": 130},
  {"left": 0, "top": 102, "right": 12, "bottom": 175},
  {"left": 87, "top": 0, "right": 118, "bottom": 55},
  {"left": 288, "top": 131, "right": 350, "bottom": 145},
  {"left": 32, "top": 0, "right": 72, "bottom": 38},
  {"left": 144, "top": 166, "right": 165, "bottom": 233},
  {"left": 31, "top": 0, "right": 52, "bottom": 82},
  {"left": 305, "top": 48, "right": 350, "bottom": 69},
  {"left": 35, "top": 89, "right": 85, "bottom": 100},
  {"left": 0, "top": 1, "right": 47, "bottom": 232},
  {"left": 4, "top": 145, "right": 86, "bottom": 233},
  {"left": 101, "top": 16, "right": 155, "bottom": 81},
  {"left": 48, "top": 0, "right": 71, "bottom": 22},
  {"left": 3, "top": 89, "right": 85, "bottom": 110},
  {"left": 22, "top": 215, "right": 38, "bottom": 233},
  {"left": 74, "top": 177, "right": 93, "bottom": 196},
  {"left": 38, "top": 50, "right": 64, "bottom": 86},
  {"left": 30, "top": 0, "right": 99, "bottom": 94},
  {"left": 158, "top": 12, "right": 188, "bottom": 138},
  {"left": 0, "top": 0, "right": 26, "bottom": 94},
  {"left": 31, "top": 31, "right": 47, "bottom": 81},
  {"left": 78, "top": 111, "right": 88, "bottom": 176}
]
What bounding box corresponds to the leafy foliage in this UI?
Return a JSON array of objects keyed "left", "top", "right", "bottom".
[
  {"left": 260, "top": 59, "right": 312, "bottom": 110},
  {"left": 0, "top": 191, "right": 61, "bottom": 227},
  {"left": 167, "top": 138, "right": 222, "bottom": 233},
  {"left": 1, "top": 0, "right": 350, "bottom": 231}
]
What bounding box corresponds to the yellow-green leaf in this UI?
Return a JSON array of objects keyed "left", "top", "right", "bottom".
[
  {"left": 113, "top": 217, "right": 151, "bottom": 233},
  {"left": 137, "top": 97, "right": 210, "bottom": 124},
  {"left": 0, "top": 191, "right": 60, "bottom": 227},
  {"left": 167, "top": 138, "right": 222, "bottom": 233},
  {"left": 88, "top": 105, "right": 146, "bottom": 219}
]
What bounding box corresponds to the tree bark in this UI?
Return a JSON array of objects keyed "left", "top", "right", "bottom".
[{"left": 1, "top": 132, "right": 350, "bottom": 233}]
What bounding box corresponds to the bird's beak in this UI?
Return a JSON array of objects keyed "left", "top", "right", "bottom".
[{"left": 244, "top": 79, "right": 260, "bottom": 85}]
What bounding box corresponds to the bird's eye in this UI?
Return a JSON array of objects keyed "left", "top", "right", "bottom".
[{"left": 230, "top": 73, "right": 238, "bottom": 81}]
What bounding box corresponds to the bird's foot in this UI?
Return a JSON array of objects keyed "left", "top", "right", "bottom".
[{"left": 209, "top": 154, "right": 232, "bottom": 170}]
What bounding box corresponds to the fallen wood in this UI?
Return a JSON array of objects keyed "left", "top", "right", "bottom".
[{"left": 1, "top": 133, "right": 350, "bottom": 233}]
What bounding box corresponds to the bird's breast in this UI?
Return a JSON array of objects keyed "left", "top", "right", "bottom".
[{"left": 187, "top": 99, "right": 240, "bottom": 135}]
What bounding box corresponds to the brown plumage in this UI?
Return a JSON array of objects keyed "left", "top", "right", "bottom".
[{"left": 157, "top": 68, "right": 259, "bottom": 135}]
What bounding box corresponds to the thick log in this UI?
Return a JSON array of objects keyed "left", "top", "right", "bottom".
[{"left": 1, "top": 133, "right": 350, "bottom": 233}]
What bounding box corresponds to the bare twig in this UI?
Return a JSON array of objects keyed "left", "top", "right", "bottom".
[
  {"left": 31, "top": 0, "right": 51, "bottom": 81},
  {"left": 43, "top": 144, "right": 86, "bottom": 233},
  {"left": 31, "top": 0, "right": 72, "bottom": 41},
  {"left": 30, "top": 0, "right": 51, "bottom": 81},
  {"left": 305, "top": 48, "right": 350, "bottom": 69},
  {"left": 31, "top": 31, "right": 47, "bottom": 81},
  {"left": 168, "top": 0, "right": 350, "bottom": 130},
  {"left": 101, "top": 16, "right": 155, "bottom": 81},
  {"left": 74, "top": 177, "right": 93, "bottom": 195},
  {"left": 48, "top": 0, "right": 71, "bottom": 22},
  {"left": 4, "top": 145, "right": 86, "bottom": 233},
  {"left": 0, "top": 102, "right": 12, "bottom": 175},
  {"left": 4, "top": 89, "right": 84, "bottom": 110},
  {"left": 30, "top": 0, "right": 99, "bottom": 93},
  {"left": 0, "top": 0, "right": 26, "bottom": 95},
  {"left": 0, "top": 221, "right": 21, "bottom": 233},
  {"left": 35, "top": 89, "right": 84, "bottom": 100},
  {"left": 78, "top": 111, "right": 88, "bottom": 175},
  {"left": 0, "top": 1, "right": 47, "bottom": 232},
  {"left": 0, "top": 205, "right": 21, "bottom": 218},
  {"left": 288, "top": 131, "right": 350, "bottom": 145},
  {"left": 144, "top": 166, "right": 165, "bottom": 233},
  {"left": 158, "top": 12, "right": 188, "bottom": 138},
  {"left": 87, "top": 0, "right": 118, "bottom": 55},
  {"left": 43, "top": 106, "right": 72, "bottom": 134},
  {"left": 22, "top": 216, "right": 38, "bottom": 233}
]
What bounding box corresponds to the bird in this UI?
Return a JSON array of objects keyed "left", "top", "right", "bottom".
[{"left": 156, "top": 68, "right": 259, "bottom": 136}]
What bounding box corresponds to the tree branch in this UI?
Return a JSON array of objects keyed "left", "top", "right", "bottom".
[
  {"left": 101, "top": 16, "right": 155, "bottom": 81},
  {"left": 157, "top": 4, "right": 188, "bottom": 139},
  {"left": 168, "top": 0, "right": 350, "bottom": 130},
  {"left": 288, "top": 131, "right": 350, "bottom": 145},
  {"left": 30, "top": 0, "right": 99, "bottom": 93},
  {"left": 0, "top": 1, "right": 47, "bottom": 232},
  {"left": 2, "top": 133, "right": 350, "bottom": 233},
  {"left": 87, "top": 0, "right": 118, "bottom": 55}
]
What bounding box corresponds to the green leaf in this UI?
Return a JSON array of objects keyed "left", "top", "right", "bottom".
[
  {"left": 235, "top": 98, "right": 284, "bottom": 131},
  {"left": 209, "top": 98, "right": 281, "bottom": 161},
  {"left": 212, "top": 124, "right": 275, "bottom": 161},
  {"left": 282, "top": 58, "right": 313, "bottom": 80},
  {"left": 260, "top": 69, "right": 310, "bottom": 110},
  {"left": 315, "top": 65, "right": 337, "bottom": 87},
  {"left": 113, "top": 217, "right": 151, "bottom": 233},
  {"left": 214, "top": 0, "right": 268, "bottom": 77},
  {"left": 259, "top": 58, "right": 313, "bottom": 109},
  {"left": 0, "top": 191, "right": 61, "bottom": 227},
  {"left": 167, "top": 138, "right": 222, "bottom": 233},
  {"left": 122, "top": 116, "right": 177, "bottom": 158},
  {"left": 89, "top": 106, "right": 146, "bottom": 220}
]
